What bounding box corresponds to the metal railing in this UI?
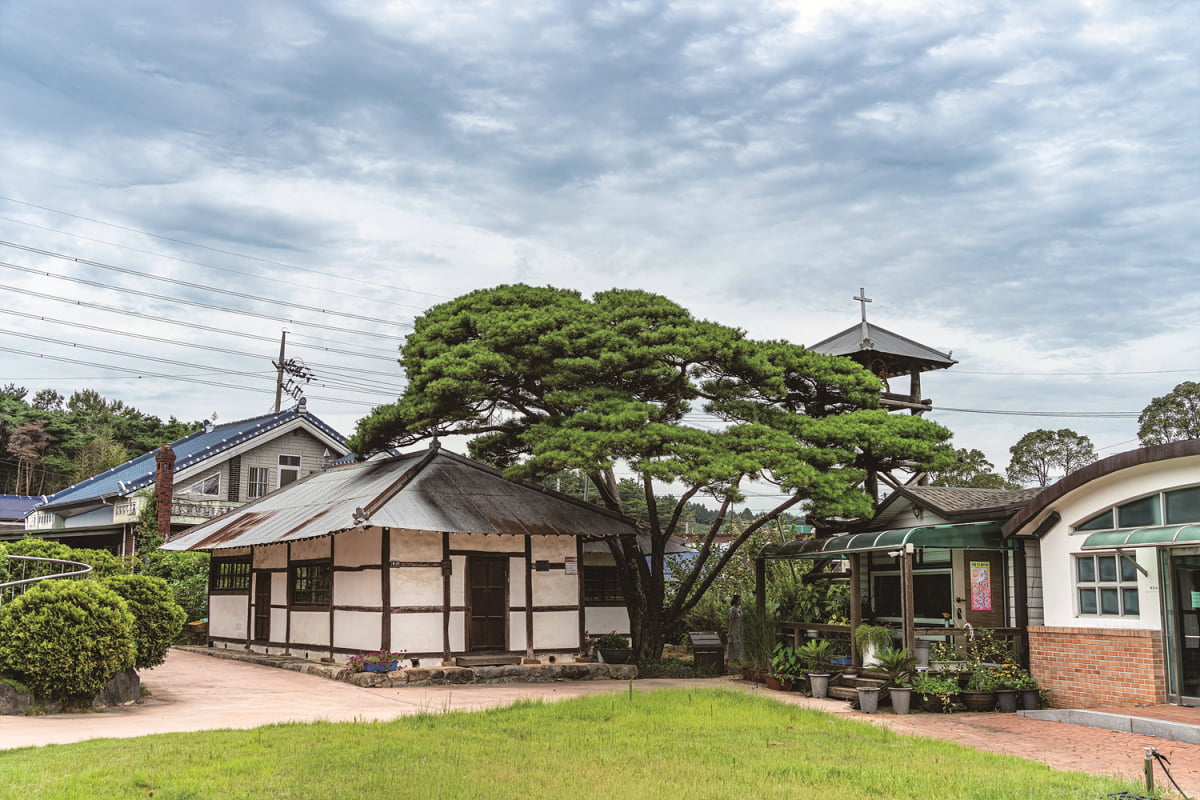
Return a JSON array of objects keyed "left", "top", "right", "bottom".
[{"left": 0, "top": 555, "right": 94, "bottom": 608}]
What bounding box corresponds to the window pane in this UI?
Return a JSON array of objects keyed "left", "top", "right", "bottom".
[
  {"left": 1118, "top": 495, "right": 1161, "bottom": 527},
  {"left": 1098, "top": 556, "right": 1118, "bottom": 582},
  {"left": 1122, "top": 588, "right": 1140, "bottom": 615},
  {"left": 1077, "top": 557, "right": 1096, "bottom": 582},
  {"left": 1079, "top": 589, "right": 1097, "bottom": 614},
  {"left": 1166, "top": 487, "right": 1200, "bottom": 524},
  {"left": 1120, "top": 556, "right": 1139, "bottom": 582},
  {"left": 1077, "top": 510, "right": 1115, "bottom": 531},
  {"left": 1100, "top": 588, "right": 1120, "bottom": 614}
]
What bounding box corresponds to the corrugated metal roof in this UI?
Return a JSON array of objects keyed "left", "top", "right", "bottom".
[
  {"left": 809, "top": 322, "right": 956, "bottom": 373},
  {"left": 38, "top": 407, "right": 348, "bottom": 511},
  {"left": 162, "top": 448, "right": 640, "bottom": 551},
  {"left": 0, "top": 495, "right": 39, "bottom": 521},
  {"left": 760, "top": 521, "right": 1007, "bottom": 559}
]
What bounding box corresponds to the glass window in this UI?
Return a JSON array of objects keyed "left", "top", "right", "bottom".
[
  {"left": 290, "top": 561, "right": 331, "bottom": 608},
  {"left": 186, "top": 473, "right": 221, "bottom": 497},
  {"left": 583, "top": 566, "right": 624, "bottom": 604},
  {"left": 1117, "top": 495, "right": 1160, "bottom": 528},
  {"left": 1166, "top": 487, "right": 1200, "bottom": 524},
  {"left": 1075, "top": 554, "right": 1139, "bottom": 617},
  {"left": 247, "top": 467, "right": 271, "bottom": 499},
  {"left": 1077, "top": 510, "right": 1115, "bottom": 531},
  {"left": 279, "top": 455, "right": 302, "bottom": 487},
  {"left": 211, "top": 559, "right": 251, "bottom": 592}
]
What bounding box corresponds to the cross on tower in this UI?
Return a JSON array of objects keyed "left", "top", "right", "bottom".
[{"left": 854, "top": 288, "right": 872, "bottom": 323}]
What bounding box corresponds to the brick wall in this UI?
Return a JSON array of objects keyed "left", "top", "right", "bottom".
[{"left": 1028, "top": 625, "right": 1166, "bottom": 708}]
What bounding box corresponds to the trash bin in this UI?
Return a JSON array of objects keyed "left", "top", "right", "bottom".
[{"left": 688, "top": 631, "right": 724, "bottom": 674}]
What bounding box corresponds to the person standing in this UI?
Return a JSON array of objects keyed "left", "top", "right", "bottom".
[{"left": 726, "top": 594, "right": 744, "bottom": 662}]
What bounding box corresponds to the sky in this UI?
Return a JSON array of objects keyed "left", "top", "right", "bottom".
[{"left": 1, "top": 0, "right": 1197, "bottom": 501}]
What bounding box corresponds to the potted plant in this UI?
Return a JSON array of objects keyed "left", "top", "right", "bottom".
[
  {"left": 347, "top": 649, "right": 407, "bottom": 673},
  {"left": 854, "top": 623, "right": 894, "bottom": 668},
  {"left": 991, "top": 664, "right": 1024, "bottom": 713},
  {"left": 929, "top": 639, "right": 967, "bottom": 673},
  {"left": 770, "top": 643, "right": 804, "bottom": 691},
  {"left": 594, "top": 632, "right": 632, "bottom": 664},
  {"left": 1013, "top": 669, "right": 1040, "bottom": 710},
  {"left": 962, "top": 666, "right": 999, "bottom": 712},
  {"left": 795, "top": 639, "right": 834, "bottom": 699},
  {"left": 911, "top": 672, "right": 960, "bottom": 713},
  {"left": 874, "top": 647, "right": 918, "bottom": 715}
]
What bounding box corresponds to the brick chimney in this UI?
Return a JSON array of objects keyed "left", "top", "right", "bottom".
[{"left": 155, "top": 443, "right": 176, "bottom": 542}]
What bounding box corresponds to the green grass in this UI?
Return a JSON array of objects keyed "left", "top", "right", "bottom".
[{"left": 0, "top": 689, "right": 1143, "bottom": 799}]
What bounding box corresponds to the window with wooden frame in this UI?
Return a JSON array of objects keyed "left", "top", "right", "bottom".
[
  {"left": 278, "top": 454, "right": 301, "bottom": 487},
  {"left": 247, "top": 467, "right": 271, "bottom": 499},
  {"left": 290, "top": 561, "right": 332, "bottom": 608},
  {"left": 211, "top": 558, "right": 251, "bottom": 592},
  {"left": 583, "top": 565, "right": 624, "bottom": 605}
]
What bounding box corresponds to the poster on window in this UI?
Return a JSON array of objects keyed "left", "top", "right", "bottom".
[{"left": 970, "top": 561, "right": 992, "bottom": 611}]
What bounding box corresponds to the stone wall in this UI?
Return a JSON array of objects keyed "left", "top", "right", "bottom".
[{"left": 1028, "top": 625, "right": 1165, "bottom": 708}]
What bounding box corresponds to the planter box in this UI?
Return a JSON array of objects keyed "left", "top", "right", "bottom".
[
  {"left": 598, "top": 648, "right": 632, "bottom": 665},
  {"left": 961, "top": 690, "right": 996, "bottom": 712},
  {"left": 364, "top": 661, "right": 399, "bottom": 673}
]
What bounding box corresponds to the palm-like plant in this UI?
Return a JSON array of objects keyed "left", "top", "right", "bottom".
[{"left": 874, "top": 647, "right": 918, "bottom": 685}]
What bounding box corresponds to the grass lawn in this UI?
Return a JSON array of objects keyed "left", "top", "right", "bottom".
[{"left": 0, "top": 688, "right": 1144, "bottom": 799}]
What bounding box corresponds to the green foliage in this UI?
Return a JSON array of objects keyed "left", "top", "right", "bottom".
[
  {"left": 911, "top": 673, "right": 961, "bottom": 705},
  {"left": 928, "top": 448, "right": 1019, "bottom": 489},
  {"left": 134, "top": 493, "right": 211, "bottom": 622},
  {"left": 738, "top": 602, "right": 777, "bottom": 672},
  {"left": 853, "top": 623, "right": 894, "bottom": 656},
  {"left": 349, "top": 284, "right": 954, "bottom": 658},
  {"left": 593, "top": 633, "right": 629, "bottom": 649},
  {"left": 966, "top": 667, "right": 999, "bottom": 692},
  {"left": 635, "top": 657, "right": 720, "bottom": 678},
  {"left": 100, "top": 574, "right": 187, "bottom": 669},
  {"left": 1006, "top": 428, "right": 1098, "bottom": 488},
  {"left": 770, "top": 643, "right": 804, "bottom": 678},
  {"left": 874, "top": 647, "right": 918, "bottom": 682},
  {"left": 0, "top": 579, "right": 135, "bottom": 702},
  {"left": 794, "top": 639, "right": 835, "bottom": 673},
  {"left": 1138, "top": 381, "right": 1200, "bottom": 446}
]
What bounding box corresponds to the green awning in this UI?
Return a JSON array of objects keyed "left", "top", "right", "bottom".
[
  {"left": 1081, "top": 525, "right": 1200, "bottom": 550},
  {"left": 761, "top": 521, "right": 1007, "bottom": 560}
]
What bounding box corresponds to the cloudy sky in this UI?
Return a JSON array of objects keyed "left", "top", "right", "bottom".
[{"left": 1, "top": 0, "right": 1197, "bottom": 493}]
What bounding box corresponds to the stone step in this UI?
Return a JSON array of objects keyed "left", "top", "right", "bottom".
[{"left": 455, "top": 654, "right": 523, "bottom": 667}]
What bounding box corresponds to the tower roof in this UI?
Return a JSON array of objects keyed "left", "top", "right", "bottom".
[{"left": 809, "top": 321, "right": 956, "bottom": 377}]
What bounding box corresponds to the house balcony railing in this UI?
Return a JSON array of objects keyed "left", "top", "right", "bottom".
[{"left": 170, "top": 501, "right": 239, "bottom": 520}]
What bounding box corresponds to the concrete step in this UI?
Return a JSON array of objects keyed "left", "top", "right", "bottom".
[{"left": 455, "top": 654, "right": 523, "bottom": 667}]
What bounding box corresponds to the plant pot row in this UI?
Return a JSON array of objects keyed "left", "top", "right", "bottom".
[{"left": 916, "top": 688, "right": 1040, "bottom": 713}]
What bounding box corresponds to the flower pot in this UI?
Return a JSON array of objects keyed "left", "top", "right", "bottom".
[
  {"left": 1018, "top": 688, "right": 1040, "bottom": 710},
  {"left": 996, "top": 689, "right": 1018, "bottom": 713},
  {"left": 913, "top": 640, "right": 931, "bottom": 670},
  {"left": 598, "top": 648, "right": 632, "bottom": 665},
  {"left": 780, "top": 676, "right": 795, "bottom": 692},
  {"left": 857, "top": 687, "right": 881, "bottom": 714},
  {"left": 763, "top": 674, "right": 783, "bottom": 691},
  {"left": 919, "top": 693, "right": 956, "bottom": 713},
  {"left": 960, "top": 690, "right": 996, "bottom": 712},
  {"left": 890, "top": 686, "right": 913, "bottom": 715},
  {"left": 808, "top": 673, "right": 831, "bottom": 699},
  {"left": 364, "top": 661, "right": 398, "bottom": 673}
]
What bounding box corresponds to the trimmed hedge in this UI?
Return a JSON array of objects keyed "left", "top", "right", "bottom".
[
  {"left": 101, "top": 574, "right": 187, "bottom": 669},
  {"left": 0, "top": 579, "right": 136, "bottom": 702}
]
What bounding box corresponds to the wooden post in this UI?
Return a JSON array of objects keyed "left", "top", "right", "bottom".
[
  {"left": 848, "top": 553, "right": 862, "bottom": 668},
  {"left": 1012, "top": 542, "right": 1029, "bottom": 670},
  {"left": 909, "top": 362, "right": 923, "bottom": 416},
  {"left": 901, "top": 545, "right": 916, "bottom": 650},
  {"left": 381, "top": 528, "right": 391, "bottom": 653},
  {"left": 754, "top": 555, "right": 767, "bottom": 621}
]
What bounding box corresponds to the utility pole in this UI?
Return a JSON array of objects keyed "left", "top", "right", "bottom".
[{"left": 273, "top": 330, "right": 287, "bottom": 413}]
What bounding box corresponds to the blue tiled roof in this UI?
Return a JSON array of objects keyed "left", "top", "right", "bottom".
[
  {"left": 39, "top": 408, "right": 348, "bottom": 510},
  {"left": 0, "top": 495, "right": 39, "bottom": 521}
]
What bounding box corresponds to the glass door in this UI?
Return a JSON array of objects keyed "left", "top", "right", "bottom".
[{"left": 1169, "top": 553, "right": 1200, "bottom": 703}]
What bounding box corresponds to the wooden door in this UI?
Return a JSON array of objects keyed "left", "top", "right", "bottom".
[
  {"left": 962, "top": 551, "right": 1005, "bottom": 629},
  {"left": 253, "top": 571, "right": 271, "bottom": 642},
  {"left": 467, "top": 556, "right": 508, "bottom": 652}
]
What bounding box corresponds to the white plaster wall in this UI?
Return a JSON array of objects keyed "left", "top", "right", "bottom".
[
  {"left": 271, "top": 571, "right": 287, "bottom": 604},
  {"left": 533, "top": 611, "right": 578, "bottom": 649},
  {"left": 449, "top": 533, "right": 524, "bottom": 553},
  {"left": 510, "top": 557, "right": 526, "bottom": 607},
  {"left": 510, "top": 612, "right": 527, "bottom": 652},
  {"left": 290, "top": 611, "right": 330, "bottom": 645},
  {"left": 532, "top": 536, "right": 576, "bottom": 560},
  {"left": 210, "top": 595, "right": 248, "bottom": 639},
  {"left": 334, "top": 611, "right": 381, "bottom": 651},
  {"left": 291, "top": 537, "right": 331, "bottom": 560},
  {"left": 391, "top": 529, "right": 442, "bottom": 560},
  {"left": 335, "top": 528, "right": 381, "bottom": 567},
  {"left": 391, "top": 567, "right": 443, "bottom": 606},
  {"left": 214, "top": 546, "right": 252, "bottom": 558},
  {"left": 335, "top": 569, "right": 382, "bottom": 607},
  {"left": 585, "top": 606, "right": 630, "bottom": 636},
  {"left": 532, "top": 571, "right": 577, "bottom": 606},
  {"left": 450, "top": 556, "right": 466, "bottom": 605},
  {"left": 392, "top": 612, "right": 443, "bottom": 653},
  {"left": 1029, "top": 456, "right": 1200, "bottom": 629},
  {"left": 270, "top": 608, "right": 287, "bottom": 638},
  {"left": 254, "top": 543, "right": 287, "bottom": 569},
  {"left": 449, "top": 613, "right": 465, "bottom": 652},
  {"left": 63, "top": 507, "right": 116, "bottom": 528}
]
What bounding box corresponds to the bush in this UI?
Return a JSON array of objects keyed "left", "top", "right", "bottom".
[
  {"left": 0, "top": 579, "right": 136, "bottom": 702},
  {"left": 101, "top": 574, "right": 187, "bottom": 669},
  {"left": 140, "top": 550, "right": 210, "bottom": 622}
]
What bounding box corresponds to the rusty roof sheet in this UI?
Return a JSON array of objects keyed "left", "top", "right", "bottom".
[{"left": 162, "top": 448, "right": 639, "bottom": 551}]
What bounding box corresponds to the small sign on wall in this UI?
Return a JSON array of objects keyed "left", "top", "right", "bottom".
[
  {"left": 970, "top": 561, "right": 992, "bottom": 611},
  {"left": 564, "top": 556, "right": 578, "bottom": 575}
]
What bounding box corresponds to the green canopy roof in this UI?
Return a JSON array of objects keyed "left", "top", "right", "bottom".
[
  {"left": 760, "top": 521, "right": 1007, "bottom": 560},
  {"left": 1081, "top": 525, "right": 1200, "bottom": 550}
]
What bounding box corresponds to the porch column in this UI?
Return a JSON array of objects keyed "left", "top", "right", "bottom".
[
  {"left": 1012, "top": 542, "right": 1029, "bottom": 669},
  {"left": 848, "top": 553, "right": 862, "bottom": 669},
  {"left": 900, "top": 544, "right": 915, "bottom": 650}
]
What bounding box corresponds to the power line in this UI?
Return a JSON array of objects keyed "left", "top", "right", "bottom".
[
  {"left": 0, "top": 254, "right": 409, "bottom": 339},
  {"left": 0, "top": 240, "right": 416, "bottom": 330},
  {"left": 0, "top": 194, "right": 453, "bottom": 301},
  {"left": 0, "top": 213, "right": 433, "bottom": 313},
  {"left": 0, "top": 282, "right": 402, "bottom": 361},
  {"left": 954, "top": 368, "right": 1199, "bottom": 377},
  {"left": 933, "top": 407, "right": 1139, "bottom": 419}
]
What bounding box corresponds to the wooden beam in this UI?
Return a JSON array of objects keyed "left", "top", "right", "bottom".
[
  {"left": 442, "top": 532, "right": 452, "bottom": 664},
  {"left": 900, "top": 547, "right": 915, "bottom": 650},
  {"left": 381, "top": 528, "right": 391, "bottom": 652},
  {"left": 524, "top": 537, "right": 535, "bottom": 660},
  {"left": 848, "top": 553, "right": 862, "bottom": 669}
]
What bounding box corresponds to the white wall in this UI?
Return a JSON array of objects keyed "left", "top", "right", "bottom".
[
  {"left": 533, "top": 611, "right": 578, "bottom": 649},
  {"left": 333, "top": 611, "right": 381, "bottom": 651},
  {"left": 335, "top": 528, "right": 380, "bottom": 567},
  {"left": 290, "top": 611, "right": 330, "bottom": 645},
  {"left": 393, "top": 612, "right": 444, "bottom": 653},
  {"left": 335, "top": 569, "right": 382, "bottom": 607},
  {"left": 210, "top": 595, "right": 247, "bottom": 639},
  {"left": 292, "top": 537, "right": 330, "bottom": 561},
  {"left": 254, "top": 543, "right": 287, "bottom": 569}
]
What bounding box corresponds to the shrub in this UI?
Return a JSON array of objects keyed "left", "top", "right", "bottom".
[
  {"left": 101, "top": 574, "right": 187, "bottom": 669},
  {"left": 0, "top": 579, "right": 136, "bottom": 702},
  {"left": 140, "top": 550, "right": 210, "bottom": 622}
]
